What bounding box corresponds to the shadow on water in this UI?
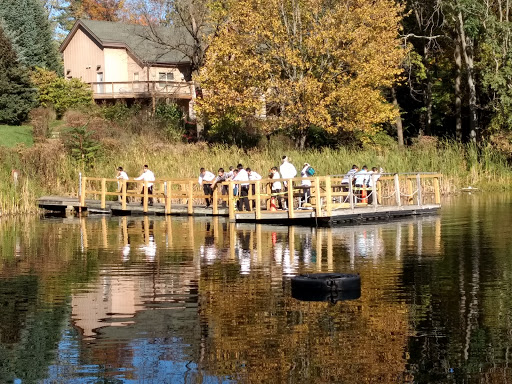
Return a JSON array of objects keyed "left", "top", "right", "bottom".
[{"left": 1, "top": 193, "right": 512, "bottom": 382}]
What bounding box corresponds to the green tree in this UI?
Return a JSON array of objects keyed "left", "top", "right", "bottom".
[
  {"left": 31, "top": 67, "right": 93, "bottom": 118},
  {"left": 0, "top": 0, "right": 62, "bottom": 73},
  {"left": 0, "top": 26, "right": 36, "bottom": 125}
]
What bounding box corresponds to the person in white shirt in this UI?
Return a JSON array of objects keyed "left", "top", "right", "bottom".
[
  {"left": 198, "top": 167, "right": 216, "bottom": 207},
  {"left": 354, "top": 165, "right": 369, "bottom": 187},
  {"left": 354, "top": 165, "right": 369, "bottom": 202},
  {"left": 135, "top": 165, "right": 155, "bottom": 205},
  {"left": 233, "top": 164, "right": 250, "bottom": 211},
  {"left": 246, "top": 168, "right": 262, "bottom": 208},
  {"left": 279, "top": 156, "right": 297, "bottom": 209},
  {"left": 367, "top": 166, "right": 381, "bottom": 204},
  {"left": 116, "top": 166, "right": 129, "bottom": 201},
  {"left": 226, "top": 166, "right": 235, "bottom": 179},
  {"left": 341, "top": 165, "right": 359, "bottom": 186},
  {"left": 270, "top": 167, "right": 283, "bottom": 209},
  {"left": 300, "top": 163, "right": 312, "bottom": 204}
]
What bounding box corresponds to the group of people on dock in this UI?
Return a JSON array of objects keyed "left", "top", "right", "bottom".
[
  {"left": 115, "top": 158, "right": 382, "bottom": 210},
  {"left": 197, "top": 156, "right": 315, "bottom": 212}
]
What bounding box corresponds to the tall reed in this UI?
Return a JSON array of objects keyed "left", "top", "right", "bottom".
[{"left": 1, "top": 137, "right": 511, "bottom": 215}]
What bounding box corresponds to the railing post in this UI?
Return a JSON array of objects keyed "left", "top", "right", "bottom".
[
  {"left": 143, "top": 180, "right": 148, "bottom": 213},
  {"left": 164, "top": 181, "right": 171, "bottom": 214},
  {"left": 287, "top": 180, "right": 295, "bottom": 219},
  {"left": 101, "top": 178, "right": 106, "bottom": 209},
  {"left": 372, "top": 175, "right": 378, "bottom": 209},
  {"left": 212, "top": 184, "right": 218, "bottom": 215},
  {"left": 394, "top": 173, "right": 401, "bottom": 207},
  {"left": 434, "top": 176, "right": 441, "bottom": 204},
  {"left": 407, "top": 178, "right": 413, "bottom": 205},
  {"left": 266, "top": 183, "right": 271, "bottom": 210},
  {"left": 248, "top": 181, "right": 253, "bottom": 212},
  {"left": 416, "top": 173, "right": 423, "bottom": 206},
  {"left": 314, "top": 177, "right": 322, "bottom": 218},
  {"left": 122, "top": 178, "right": 127, "bottom": 210},
  {"left": 187, "top": 180, "right": 194, "bottom": 215},
  {"left": 255, "top": 180, "right": 261, "bottom": 220},
  {"left": 349, "top": 175, "right": 354, "bottom": 210},
  {"left": 81, "top": 175, "right": 87, "bottom": 207},
  {"left": 228, "top": 181, "right": 235, "bottom": 221},
  {"left": 325, "top": 176, "right": 332, "bottom": 216},
  {"left": 377, "top": 179, "right": 382, "bottom": 206}
]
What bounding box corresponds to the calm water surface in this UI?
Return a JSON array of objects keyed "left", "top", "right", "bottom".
[{"left": 1, "top": 194, "right": 512, "bottom": 383}]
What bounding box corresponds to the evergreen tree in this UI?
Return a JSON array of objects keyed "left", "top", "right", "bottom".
[
  {"left": 0, "top": 0, "right": 62, "bottom": 74},
  {"left": 0, "top": 26, "right": 36, "bottom": 125}
]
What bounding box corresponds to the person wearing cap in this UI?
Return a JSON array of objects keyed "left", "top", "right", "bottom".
[{"left": 135, "top": 165, "right": 155, "bottom": 206}]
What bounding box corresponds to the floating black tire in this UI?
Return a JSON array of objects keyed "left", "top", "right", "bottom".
[
  {"left": 291, "top": 287, "right": 361, "bottom": 303},
  {"left": 291, "top": 273, "right": 361, "bottom": 293}
]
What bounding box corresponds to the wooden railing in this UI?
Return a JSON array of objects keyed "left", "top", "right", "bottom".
[
  {"left": 88, "top": 80, "right": 194, "bottom": 99},
  {"left": 78, "top": 173, "right": 442, "bottom": 219}
]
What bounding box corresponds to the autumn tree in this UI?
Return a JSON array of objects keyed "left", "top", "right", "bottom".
[{"left": 197, "top": 0, "right": 406, "bottom": 147}]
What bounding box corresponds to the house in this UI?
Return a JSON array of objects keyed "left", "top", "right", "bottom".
[{"left": 60, "top": 19, "right": 196, "bottom": 116}]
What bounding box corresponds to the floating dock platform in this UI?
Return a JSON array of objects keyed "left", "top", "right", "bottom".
[{"left": 38, "top": 173, "right": 442, "bottom": 226}]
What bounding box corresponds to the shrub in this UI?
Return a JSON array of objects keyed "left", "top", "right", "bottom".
[
  {"left": 30, "top": 107, "right": 55, "bottom": 141},
  {"left": 102, "top": 102, "right": 138, "bottom": 123},
  {"left": 31, "top": 67, "right": 93, "bottom": 118}
]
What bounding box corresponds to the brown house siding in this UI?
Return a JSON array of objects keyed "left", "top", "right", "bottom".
[{"left": 63, "top": 27, "right": 104, "bottom": 83}]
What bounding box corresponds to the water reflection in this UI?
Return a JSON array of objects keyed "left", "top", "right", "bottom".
[{"left": 3, "top": 195, "right": 512, "bottom": 382}]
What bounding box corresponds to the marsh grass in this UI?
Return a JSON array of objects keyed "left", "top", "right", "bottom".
[{"left": 1, "top": 136, "right": 511, "bottom": 215}]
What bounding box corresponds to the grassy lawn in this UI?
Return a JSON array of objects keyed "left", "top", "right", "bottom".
[{"left": 0, "top": 125, "right": 33, "bottom": 147}]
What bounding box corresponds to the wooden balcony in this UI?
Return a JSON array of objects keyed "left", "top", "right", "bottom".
[{"left": 88, "top": 80, "right": 194, "bottom": 100}]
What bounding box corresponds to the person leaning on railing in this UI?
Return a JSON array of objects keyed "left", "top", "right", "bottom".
[
  {"left": 211, "top": 168, "right": 229, "bottom": 207},
  {"left": 198, "top": 168, "right": 215, "bottom": 208},
  {"left": 134, "top": 165, "right": 155, "bottom": 206}
]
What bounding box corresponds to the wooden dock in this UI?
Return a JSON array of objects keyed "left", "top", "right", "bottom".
[{"left": 38, "top": 173, "right": 442, "bottom": 226}]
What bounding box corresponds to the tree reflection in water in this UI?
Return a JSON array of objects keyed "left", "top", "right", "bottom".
[{"left": 2, "top": 196, "right": 512, "bottom": 382}]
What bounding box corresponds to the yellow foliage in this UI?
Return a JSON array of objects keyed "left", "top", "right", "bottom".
[{"left": 197, "top": 0, "right": 405, "bottom": 141}]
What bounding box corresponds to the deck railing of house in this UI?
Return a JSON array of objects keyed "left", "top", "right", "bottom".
[{"left": 88, "top": 80, "right": 194, "bottom": 99}]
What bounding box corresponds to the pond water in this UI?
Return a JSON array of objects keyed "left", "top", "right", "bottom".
[{"left": 1, "top": 194, "right": 512, "bottom": 383}]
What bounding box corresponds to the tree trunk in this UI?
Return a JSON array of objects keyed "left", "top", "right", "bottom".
[
  {"left": 296, "top": 132, "right": 307, "bottom": 149},
  {"left": 454, "top": 34, "right": 463, "bottom": 141},
  {"left": 391, "top": 86, "right": 404, "bottom": 147},
  {"left": 422, "top": 45, "right": 433, "bottom": 136},
  {"left": 457, "top": 11, "right": 478, "bottom": 142}
]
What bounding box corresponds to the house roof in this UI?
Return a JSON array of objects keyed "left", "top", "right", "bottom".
[{"left": 61, "top": 19, "right": 192, "bottom": 65}]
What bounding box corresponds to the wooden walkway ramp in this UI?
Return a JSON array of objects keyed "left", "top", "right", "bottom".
[{"left": 38, "top": 172, "right": 442, "bottom": 226}]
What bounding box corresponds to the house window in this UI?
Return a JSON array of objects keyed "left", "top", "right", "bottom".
[
  {"left": 159, "top": 72, "right": 174, "bottom": 87},
  {"left": 133, "top": 72, "right": 139, "bottom": 81}
]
